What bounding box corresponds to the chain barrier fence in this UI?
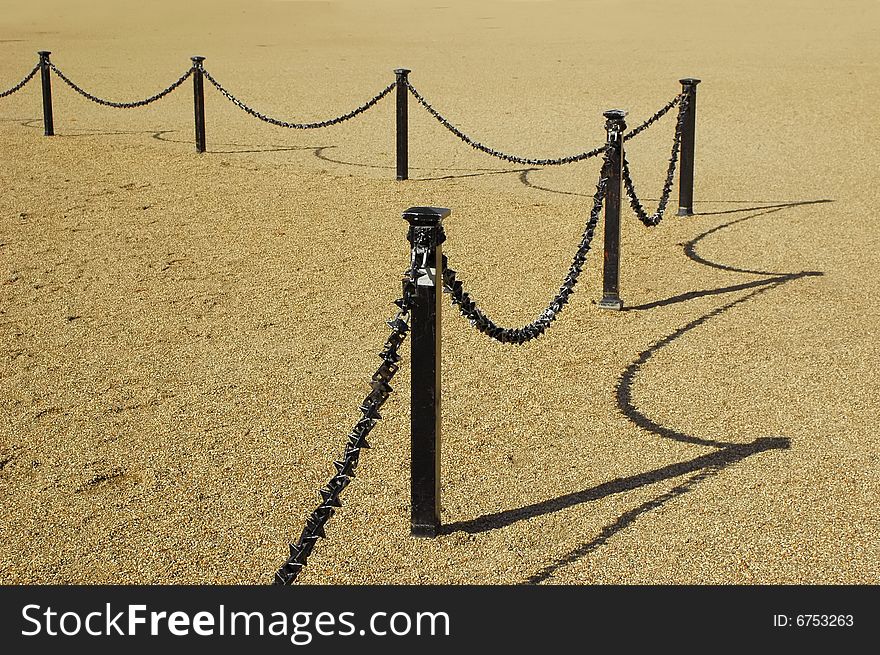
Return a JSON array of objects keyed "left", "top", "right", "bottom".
[
  {"left": 622, "top": 92, "right": 690, "bottom": 227},
  {"left": 272, "top": 88, "right": 701, "bottom": 581},
  {"left": 0, "top": 62, "right": 40, "bottom": 98},
  {"left": 623, "top": 94, "right": 681, "bottom": 142},
  {"left": 1, "top": 51, "right": 704, "bottom": 584},
  {"left": 1, "top": 51, "right": 692, "bottom": 182},
  {"left": 201, "top": 67, "right": 397, "bottom": 129},
  {"left": 404, "top": 79, "right": 609, "bottom": 166},
  {"left": 274, "top": 270, "right": 417, "bottom": 585},
  {"left": 442, "top": 150, "right": 610, "bottom": 344},
  {"left": 48, "top": 62, "right": 194, "bottom": 109}
]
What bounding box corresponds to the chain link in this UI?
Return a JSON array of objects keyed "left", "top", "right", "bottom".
[
  {"left": 48, "top": 62, "right": 193, "bottom": 108},
  {"left": 623, "top": 94, "right": 681, "bottom": 142},
  {"left": 405, "top": 80, "right": 607, "bottom": 166},
  {"left": 201, "top": 68, "right": 395, "bottom": 129},
  {"left": 622, "top": 93, "right": 689, "bottom": 227},
  {"left": 0, "top": 63, "right": 40, "bottom": 99},
  {"left": 273, "top": 270, "right": 417, "bottom": 585},
  {"left": 441, "top": 149, "right": 611, "bottom": 345}
]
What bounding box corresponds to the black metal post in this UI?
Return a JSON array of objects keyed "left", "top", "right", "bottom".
[
  {"left": 677, "top": 78, "right": 701, "bottom": 216},
  {"left": 403, "top": 205, "right": 450, "bottom": 537},
  {"left": 394, "top": 68, "right": 411, "bottom": 181},
  {"left": 37, "top": 51, "right": 54, "bottom": 137},
  {"left": 598, "top": 109, "right": 626, "bottom": 310},
  {"left": 191, "top": 56, "right": 206, "bottom": 153}
]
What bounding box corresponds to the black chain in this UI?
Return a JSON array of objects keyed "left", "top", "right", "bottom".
[
  {"left": 48, "top": 62, "right": 193, "bottom": 108},
  {"left": 441, "top": 149, "right": 611, "bottom": 345},
  {"left": 201, "top": 68, "right": 395, "bottom": 129},
  {"left": 405, "top": 80, "right": 607, "bottom": 166},
  {"left": 623, "top": 94, "right": 682, "bottom": 142},
  {"left": 273, "top": 270, "right": 417, "bottom": 585},
  {"left": 622, "top": 93, "right": 689, "bottom": 227},
  {"left": 0, "top": 63, "right": 40, "bottom": 99}
]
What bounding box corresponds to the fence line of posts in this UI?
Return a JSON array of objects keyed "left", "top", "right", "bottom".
[
  {"left": 4, "top": 51, "right": 700, "bottom": 215},
  {"left": 403, "top": 85, "right": 697, "bottom": 535},
  {"left": 1, "top": 50, "right": 703, "bottom": 580}
]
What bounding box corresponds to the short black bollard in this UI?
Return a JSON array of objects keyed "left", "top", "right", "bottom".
[
  {"left": 394, "top": 69, "right": 411, "bottom": 181},
  {"left": 191, "top": 56, "right": 207, "bottom": 153},
  {"left": 37, "top": 51, "right": 54, "bottom": 137},
  {"left": 403, "top": 205, "right": 450, "bottom": 537},
  {"left": 598, "top": 109, "right": 627, "bottom": 310},
  {"left": 677, "top": 78, "right": 701, "bottom": 216}
]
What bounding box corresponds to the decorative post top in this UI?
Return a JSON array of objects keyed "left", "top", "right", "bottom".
[
  {"left": 603, "top": 109, "right": 627, "bottom": 135},
  {"left": 37, "top": 51, "right": 51, "bottom": 58},
  {"left": 191, "top": 56, "right": 206, "bottom": 66},
  {"left": 404, "top": 207, "right": 450, "bottom": 251},
  {"left": 394, "top": 68, "right": 412, "bottom": 76},
  {"left": 679, "top": 78, "right": 701, "bottom": 86},
  {"left": 403, "top": 206, "right": 451, "bottom": 226}
]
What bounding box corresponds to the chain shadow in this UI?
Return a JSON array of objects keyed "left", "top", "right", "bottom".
[
  {"left": 442, "top": 435, "right": 789, "bottom": 537},
  {"left": 312, "top": 145, "right": 532, "bottom": 180},
  {"left": 5, "top": 119, "right": 327, "bottom": 154},
  {"left": 515, "top": 204, "right": 827, "bottom": 583},
  {"left": 519, "top": 168, "right": 835, "bottom": 219},
  {"left": 524, "top": 465, "right": 724, "bottom": 584},
  {"left": 13, "top": 118, "right": 155, "bottom": 138},
  {"left": 442, "top": 281, "right": 800, "bottom": 538},
  {"left": 443, "top": 200, "right": 825, "bottom": 583},
  {"left": 624, "top": 200, "right": 830, "bottom": 311},
  {"left": 149, "top": 130, "right": 321, "bottom": 154},
  {"left": 520, "top": 280, "right": 810, "bottom": 583},
  {"left": 694, "top": 199, "right": 832, "bottom": 217}
]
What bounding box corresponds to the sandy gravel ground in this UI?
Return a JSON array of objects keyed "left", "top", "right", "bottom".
[{"left": 1, "top": 0, "right": 878, "bottom": 584}]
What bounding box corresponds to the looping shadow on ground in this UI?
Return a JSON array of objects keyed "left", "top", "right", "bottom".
[
  {"left": 312, "top": 145, "right": 532, "bottom": 180},
  {"left": 3, "top": 119, "right": 533, "bottom": 176},
  {"left": 150, "top": 129, "right": 319, "bottom": 154},
  {"left": 7, "top": 120, "right": 326, "bottom": 154},
  {"left": 442, "top": 200, "right": 827, "bottom": 584},
  {"left": 519, "top": 167, "right": 834, "bottom": 220}
]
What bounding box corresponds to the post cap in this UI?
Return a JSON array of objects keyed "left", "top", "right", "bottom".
[
  {"left": 393, "top": 68, "right": 411, "bottom": 75},
  {"left": 679, "top": 78, "right": 701, "bottom": 86},
  {"left": 37, "top": 51, "right": 51, "bottom": 57},
  {"left": 191, "top": 55, "right": 206, "bottom": 62},
  {"left": 603, "top": 109, "right": 627, "bottom": 120},
  {"left": 402, "top": 206, "right": 451, "bottom": 226}
]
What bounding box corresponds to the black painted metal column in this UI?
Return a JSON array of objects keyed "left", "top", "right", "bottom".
[
  {"left": 394, "top": 69, "right": 411, "bottom": 180},
  {"left": 677, "top": 78, "right": 701, "bottom": 216},
  {"left": 403, "top": 205, "right": 450, "bottom": 537},
  {"left": 37, "top": 51, "right": 54, "bottom": 137},
  {"left": 191, "top": 56, "right": 206, "bottom": 153},
  {"left": 598, "top": 109, "right": 626, "bottom": 310}
]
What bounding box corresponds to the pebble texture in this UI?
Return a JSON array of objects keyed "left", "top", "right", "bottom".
[{"left": 0, "top": 0, "right": 878, "bottom": 585}]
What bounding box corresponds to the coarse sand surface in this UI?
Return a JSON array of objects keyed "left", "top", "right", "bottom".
[{"left": 1, "top": 0, "right": 879, "bottom": 584}]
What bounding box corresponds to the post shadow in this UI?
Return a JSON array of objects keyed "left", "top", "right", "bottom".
[
  {"left": 510, "top": 203, "right": 827, "bottom": 583},
  {"left": 442, "top": 195, "right": 827, "bottom": 581},
  {"left": 623, "top": 200, "right": 830, "bottom": 311}
]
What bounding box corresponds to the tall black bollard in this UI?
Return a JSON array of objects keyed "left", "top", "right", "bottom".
[
  {"left": 598, "top": 109, "right": 627, "bottom": 310},
  {"left": 37, "top": 51, "right": 54, "bottom": 137},
  {"left": 677, "top": 78, "right": 701, "bottom": 216},
  {"left": 191, "top": 56, "right": 207, "bottom": 153},
  {"left": 403, "top": 205, "right": 450, "bottom": 537},
  {"left": 394, "top": 69, "right": 411, "bottom": 181}
]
